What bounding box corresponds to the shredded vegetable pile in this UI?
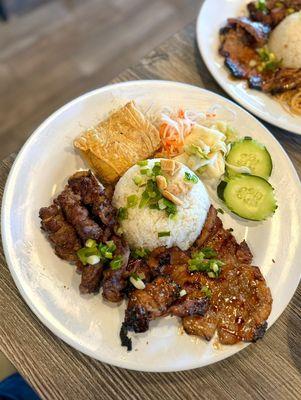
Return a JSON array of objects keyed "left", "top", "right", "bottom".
[
  {"left": 159, "top": 109, "right": 204, "bottom": 157},
  {"left": 157, "top": 106, "right": 238, "bottom": 181}
]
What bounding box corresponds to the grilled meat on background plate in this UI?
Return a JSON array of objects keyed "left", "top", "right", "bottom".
[
  {"left": 219, "top": 17, "right": 270, "bottom": 79},
  {"left": 220, "top": 6, "right": 301, "bottom": 94},
  {"left": 248, "top": 0, "right": 301, "bottom": 27}
]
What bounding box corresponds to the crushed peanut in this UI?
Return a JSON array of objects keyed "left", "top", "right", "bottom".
[
  {"left": 162, "top": 190, "right": 183, "bottom": 206},
  {"left": 156, "top": 175, "right": 168, "bottom": 191}
]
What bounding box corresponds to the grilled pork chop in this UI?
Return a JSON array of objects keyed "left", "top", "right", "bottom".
[{"left": 124, "top": 207, "right": 272, "bottom": 345}]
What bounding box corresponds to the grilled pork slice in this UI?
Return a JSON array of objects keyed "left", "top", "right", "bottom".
[
  {"left": 68, "top": 170, "right": 116, "bottom": 228},
  {"left": 182, "top": 263, "right": 272, "bottom": 344},
  {"left": 248, "top": 0, "right": 301, "bottom": 27},
  {"left": 55, "top": 186, "right": 103, "bottom": 242},
  {"left": 195, "top": 207, "right": 253, "bottom": 265},
  {"left": 125, "top": 276, "right": 180, "bottom": 333},
  {"left": 39, "top": 204, "right": 81, "bottom": 262},
  {"left": 169, "top": 285, "right": 210, "bottom": 318},
  {"left": 219, "top": 17, "right": 270, "bottom": 79},
  {"left": 146, "top": 207, "right": 271, "bottom": 345}
]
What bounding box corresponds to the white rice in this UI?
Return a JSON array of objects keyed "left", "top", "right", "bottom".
[
  {"left": 113, "top": 159, "right": 210, "bottom": 251},
  {"left": 269, "top": 12, "right": 301, "bottom": 69}
]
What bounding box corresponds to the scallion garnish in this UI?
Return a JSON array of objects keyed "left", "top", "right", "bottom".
[
  {"left": 140, "top": 168, "right": 150, "bottom": 175},
  {"left": 117, "top": 207, "right": 128, "bottom": 221},
  {"left": 127, "top": 194, "right": 139, "bottom": 208},
  {"left": 184, "top": 171, "right": 199, "bottom": 184},
  {"left": 133, "top": 175, "right": 143, "bottom": 186},
  {"left": 188, "top": 248, "right": 224, "bottom": 278},
  {"left": 110, "top": 256, "right": 123, "bottom": 270},
  {"left": 137, "top": 160, "right": 148, "bottom": 167},
  {"left": 255, "top": 0, "right": 267, "bottom": 12},
  {"left": 86, "top": 255, "right": 101, "bottom": 265},
  {"left": 85, "top": 238, "right": 97, "bottom": 248},
  {"left": 132, "top": 247, "right": 150, "bottom": 259},
  {"left": 201, "top": 286, "right": 212, "bottom": 298},
  {"left": 158, "top": 231, "right": 171, "bottom": 238}
]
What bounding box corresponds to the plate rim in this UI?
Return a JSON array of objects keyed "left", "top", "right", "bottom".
[
  {"left": 196, "top": 0, "right": 301, "bottom": 136},
  {"left": 2, "top": 79, "right": 301, "bottom": 372}
]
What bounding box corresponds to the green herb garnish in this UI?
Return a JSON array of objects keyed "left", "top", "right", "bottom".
[
  {"left": 201, "top": 286, "right": 212, "bottom": 298},
  {"left": 133, "top": 175, "right": 144, "bottom": 186},
  {"left": 127, "top": 194, "right": 139, "bottom": 208},
  {"left": 132, "top": 247, "right": 150, "bottom": 259},
  {"left": 158, "top": 231, "right": 171, "bottom": 238},
  {"left": 137, "top": 160, "right": 148, "bottom": 167},
  {"left": 255, "top": 0, "right": 267, "bottom": 12},
  {"left": 110, "top": 256, "right": 123, "bottom": 270},
  {"left": 184, "top": 171, "right": 199, "bottom": 184},
  {"left": 188, "top": 248, "right": 224, "bottom": 278},
  {"left": 117, "top": 207, "right": 128, "bottom": 221}
]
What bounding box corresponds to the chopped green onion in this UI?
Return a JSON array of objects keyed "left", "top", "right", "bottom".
[
  {"left": 255, "top": 0, "right": 267, "bottom": 12},
  {"left": 127, "top": 194, "right": 139, "bottom": 208},
  {"left": 117, "top": 207, "right": 128, "bottom": 221},
  {"left": 158, "top": 231, "right": 170, "bottom": 238},
  {"left": 133, "top": 176, "right": 143, "bottom": 186},
  {"left": 110, "top": 256, "right": 123, "bottom": 270},
  {"left": 130, "top": 274, "right": 145, "bottom": 290},
  {"left": 139, "top": 190, "right": 150, "bottom": 208},
  {"left": 188, "top": 249, "right": 224, "bottom": 278},
  {"left": 201, "top": 247, "right": 217, "bottom": 259},
  {"left": 137, "top": 160, "right": 148, "bottom": 167},
  {"left": 77, "top": 247, "right": 99, "bottom": 265},
  {"left": 184, "top": 171, "right": 199, "bottom": 184},
  {"left": 132, "top": 247, "right": 150, "bottom": 259},
  {"left": 158, "top": 198, "right": 167, "bottom": 210},
  {"left": 202, "top": 286, "right": 212, "bottom": 298},
  {"left": 86, "top": 255, "right": 101, "bottom": 265},
  {"left": 85, "top": 239, "right": 97, "bottom": 248},
  {"left": 152, "top": 163, "right": 162, "bottom": 177},
  {"left": 104, "top": 252, "right": 113, "bottom": 259},
  {"left": 106, "top": 241, "right": 117, "bottom": 253},
  {"left": 180, "top": 289, "right": 187, "bottom": 297}
]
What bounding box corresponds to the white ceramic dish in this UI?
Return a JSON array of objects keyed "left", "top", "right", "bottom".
[
  {"left": 197, "top": 0, "right": 301, "bottom": 135},
  {"left": 2, "top": 80, "right": 301, "bottom": 372}
]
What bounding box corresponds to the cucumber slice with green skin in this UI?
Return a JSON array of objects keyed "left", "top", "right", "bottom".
[
  {"left": 226, "top": 137, "right": 273, "bottom": 179},
  {"left": 220, "top": 174, "right": 277, "bottom": 221}
]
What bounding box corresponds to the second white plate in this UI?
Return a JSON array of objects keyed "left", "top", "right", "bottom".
[{"left": 197, "top": 0, "right": 301, "bottom": 135}]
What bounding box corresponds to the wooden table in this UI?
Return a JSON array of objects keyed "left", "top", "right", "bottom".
[{"left": 0, "top": 23, "right": 301, "bottom": 400}]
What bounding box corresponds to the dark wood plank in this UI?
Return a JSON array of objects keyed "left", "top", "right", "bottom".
[{"left": 0, "top": 21, "right": 301, "bottom": 400}]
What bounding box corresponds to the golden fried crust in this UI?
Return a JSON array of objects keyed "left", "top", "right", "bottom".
[{"left": 74, "top": 101, "right": 160, "bottom": 184}]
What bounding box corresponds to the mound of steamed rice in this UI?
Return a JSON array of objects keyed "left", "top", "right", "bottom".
[
  {"left": 269, "top": 12, "right": 301, "bottom": 69},
  {"left": 113, "top": 159, "right": 210, "bottom": 251}
]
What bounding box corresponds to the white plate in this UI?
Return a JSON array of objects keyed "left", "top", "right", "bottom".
[
  {"left": 2, "top": 81, "right": 301, "bottom": 372},
  {"left": 197, "top": 0, "right": 301, "bottom": 135}
]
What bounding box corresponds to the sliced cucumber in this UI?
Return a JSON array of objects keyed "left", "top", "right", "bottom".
[
  {"left": 226, "top": 137, "right": 272, "bottom": 179},
  {"left": 219, "top": 175, "right": 277, "bottom": 221}
]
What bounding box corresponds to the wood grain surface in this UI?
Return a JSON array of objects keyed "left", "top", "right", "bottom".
[
  {"left": 0, "top": 0, "right": 200, "bottom": 159},
  {"left": 0, "top": 23, "right": 301, "bottom": 400}
]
